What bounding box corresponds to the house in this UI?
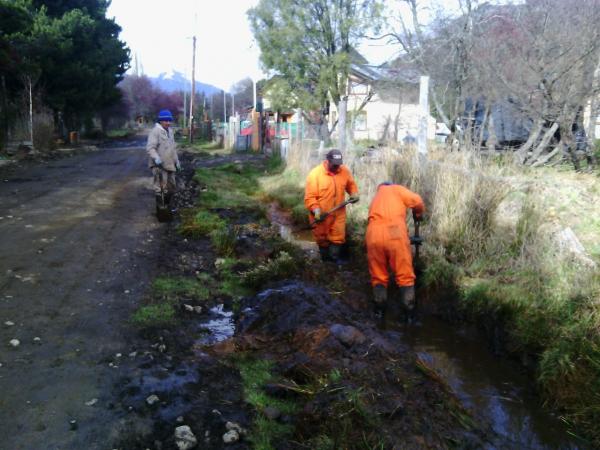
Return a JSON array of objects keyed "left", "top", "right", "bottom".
[{"left": 328, "top": 62, "right": 437, "bottom": 144}]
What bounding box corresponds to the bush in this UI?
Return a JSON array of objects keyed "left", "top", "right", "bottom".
[{"left": 240, "top": 251, "right": 297, "bottom": 288}]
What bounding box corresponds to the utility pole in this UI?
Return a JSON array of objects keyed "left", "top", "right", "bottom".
[
  {"left": 183, "top": 88, "right": 187, "bottom": 129},
  {"left": 189, "top": 35, "right": 196, "bottom": 143}
]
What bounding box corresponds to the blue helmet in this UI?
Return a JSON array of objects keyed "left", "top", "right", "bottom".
[{"left": 157, "top": 109, "right": 174, "bottom": 122}]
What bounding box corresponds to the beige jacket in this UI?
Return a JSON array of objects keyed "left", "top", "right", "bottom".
[{"left": 146, "top": 123, "right": 179, "bottom": 171}]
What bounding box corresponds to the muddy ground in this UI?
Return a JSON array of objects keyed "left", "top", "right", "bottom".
[{"left": 0, "top": 142, "right": 577, "bottom": 449}]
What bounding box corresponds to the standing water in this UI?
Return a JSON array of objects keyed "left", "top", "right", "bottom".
[{"left": 401, "top": 317, "right": 583, "bottom": 449}]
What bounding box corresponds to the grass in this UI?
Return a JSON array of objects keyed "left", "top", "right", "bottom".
[
  {"left": 179, "top": 210, "right": 226, "bottom": 237},
  {"left": 240, "top": 251, "right": 298, "bottom": 288},
  {"left": 131, "top": 303, "right": 176, "bottom": 328},
  {"left": 105, "top": 128, "right": 134, "bottom": 138},
  {"left": 131, "top": 275, "right": 211, "bottom": 329},
  {"left": 152, "top": 276, "right": 210, "bottom": 302},
  {"left": 234, "top": 357, "right": 296, "bottom": 450}
]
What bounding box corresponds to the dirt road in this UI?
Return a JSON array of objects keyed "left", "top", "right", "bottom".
[{"left": 0, "top": 143, "right": 162, "bottom": 449}]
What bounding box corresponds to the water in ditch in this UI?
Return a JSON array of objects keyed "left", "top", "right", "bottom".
[{"left": 270, "top": 203, "right": 586, "bottom": 449}]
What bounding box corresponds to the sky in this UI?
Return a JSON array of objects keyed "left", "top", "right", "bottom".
[{"left": 106, "top": 0, "right": 459, "bottom": 91}]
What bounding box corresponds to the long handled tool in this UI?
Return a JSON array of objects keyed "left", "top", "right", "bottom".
[
  {"left": 410, "top": 218, "right": 423, "bottom": 261},
  {"left": 156, "top": 167, "right": 174, "bottom": 222},
  {"left": 306, "top": 197, "right": 359, "bottom": 229}
]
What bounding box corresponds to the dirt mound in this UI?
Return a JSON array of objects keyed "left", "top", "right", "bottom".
[{"left": 212, "top": 282, "right": 490, "bottom": 448}]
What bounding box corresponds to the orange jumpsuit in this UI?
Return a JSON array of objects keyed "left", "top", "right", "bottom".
[
  {"left": 366, "top": 184, "right": 425, "bottom": 287},
  {"left": 304, "top": 161, "right": 359, "bottom": 247}
]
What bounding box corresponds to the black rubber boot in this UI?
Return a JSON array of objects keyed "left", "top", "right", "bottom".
[
  {"left": 329, "top": 244, "right": 343, "bottom": 265},
  {"left": 318, "top": 246, "right": 331, "bottom": 262},
  {"left": 373, "top": 284, "right": 387, "bottom": 318},
  {"left": 399, "top": 286, "right": 416, "bottom": 324}
]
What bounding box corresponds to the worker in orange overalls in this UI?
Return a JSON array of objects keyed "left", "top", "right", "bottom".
[
  {"left": 366, "top": 182, "right": 425, "bottom": 319},
  {"left": 304, "top": 149, "right": 359, "bottom": 263}
]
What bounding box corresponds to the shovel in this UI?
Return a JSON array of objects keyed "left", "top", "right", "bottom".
[
  {"left": 156, "top": 167, "right": 174, "bottom": 223},
  {"left": 305, "top": 197, "right": 359, "bottom": 229}
]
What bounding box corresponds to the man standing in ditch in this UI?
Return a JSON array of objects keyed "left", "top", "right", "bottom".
[
  {"left": 304, "top": 149, "right": 359, "bottom": 264},
  {"left": 146, "top": 109, "right": 181, "bottom": 211},
  {"left": 366, "top": 182, "right": 425, "bottom": 321}
]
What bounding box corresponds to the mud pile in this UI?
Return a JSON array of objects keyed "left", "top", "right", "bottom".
[{"left": 212, "top": 282, "right": 489, "bottom": 448}]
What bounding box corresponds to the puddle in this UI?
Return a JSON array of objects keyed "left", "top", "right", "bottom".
[
  {"left": 266, "top": 202, "right": 317, "bottom": 253},
  {"left": 196, "top": 304, "right": 235, "bottom": 345},
  {"left": 402, "top": 316, "right": 584, "bottom": 449},
  {"left": 122, "top": 363, "right": 199, "bottom": 421}
]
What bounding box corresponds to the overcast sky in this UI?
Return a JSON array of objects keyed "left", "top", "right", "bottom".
[{"left": 106, "top": 0, "right": 455, "bottom": 91}]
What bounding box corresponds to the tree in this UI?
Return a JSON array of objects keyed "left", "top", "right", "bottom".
[
  {"left": 248, "top": 0, "right": 382, "bottom": 147},
  {"left": 1, "top": 0, "right": 129, "bottom": 137}
]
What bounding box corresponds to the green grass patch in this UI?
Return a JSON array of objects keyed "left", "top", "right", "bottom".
[
  {"left": 210, "top": 226, "right": 238, "bottom": 257},
  {"left": 235, "top": 357, "right": 297, "bottom": 449},
  {"left": 106, "top": 128, "right": 134, "bottom": 138},
  {"left": 131, "top": 303, "right": 176, "bottom": 328},
  {"left": 152, "top": 276, "right": 210, "bottom": 302},
  {"left": 240, "top": 251, "right": 299, "bottom": 289},
  {"left": 179, "top": 209, "right": 226, "bottom": 238}
]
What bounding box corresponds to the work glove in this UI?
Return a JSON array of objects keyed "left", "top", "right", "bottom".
[
  {"left": 312, "top": 208, "right": 321, "bottom": 221},
  {"left": 175, "top": 162, "right": 182, "bottom": 172},
  {"left": 349, "top": 194, "right": 360, "bottom": 203},
  {"left": 154, "top": 156, "right": 162, "bottom": 167}
]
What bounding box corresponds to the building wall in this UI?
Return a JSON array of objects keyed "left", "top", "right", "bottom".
[{"left": 329, "top": 93, "right": 436, "bottom": 142}]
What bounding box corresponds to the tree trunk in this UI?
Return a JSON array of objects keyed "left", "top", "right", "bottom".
[
  {"left": 526, "top": 122, "right": 559, "bottom": 165},
  {"left": 338, "top": 97, "right": 347, "bottom": 152},
  {"left": 515, "top": 119, "right": 544, "bottom": 164},
  {"left": 531, "top": 145, "right": 561, "bottom": 167}
]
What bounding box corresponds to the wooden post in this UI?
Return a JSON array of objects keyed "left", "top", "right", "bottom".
[{"left": 417, "top": 76, "right": 429, "bottom": 159}]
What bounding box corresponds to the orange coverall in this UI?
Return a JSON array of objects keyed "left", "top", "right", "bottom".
[
  {"left": 304, "top": 161, "right": 359, "bottom": 247},
  {"left": 366, "top": 184, "right": 425, "bottom": 288}
]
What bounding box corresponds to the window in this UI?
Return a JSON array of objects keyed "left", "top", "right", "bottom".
[{"left": 352, "top": 111, "right": 367, "bottom": 131}]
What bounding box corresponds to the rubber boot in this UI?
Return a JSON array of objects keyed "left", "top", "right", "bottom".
[
  {"left": 165, "top": 192, "right": 177, "bottom": 214},
  {"left": 328, "top": 244, "right": 343, "bottom": 265},
  {"left": 373, "top": 284, "right": 387, "bottom": 318},
  {"left": 318, "top": 246, "right": 331, "bottom": 262},
  {"left": 399, "top": 285, "right": 416, "bottom": 324}
]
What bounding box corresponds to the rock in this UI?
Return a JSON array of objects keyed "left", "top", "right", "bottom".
[
  {"left": 184, "top": 304, "right": 194, "bottom": 312},
  {"left": 4, "top": 321, "right": 14, "bottom": 327},
  {"left": 9, "top": 339, "right": 20, "bottom": 347},
  {"left": 69, "top": 419, "right": 78, "bottom": 431},
  {"left": 193, "top": 306, "right": 202, "bottom": 314},
  {"left": 146, "top": 394, "right": 160, "bottom": 406},
  {"left": 222, "top": 430, "right": 239, "bottom": 444},
  {"left": 115, "top": 353, "right": 122, "bottom": 358},
  {"left": 214, "top": 258, "right": 226, "bottom": 269},
  {"left": 225, "top": 421, "right": 246, "bottom": 435},
  {"left": 85, "top": 398, "right": 98, "bottom": 406},
  {"left": 33, "top": 337, "right": 41, "bottom": 343},
  {"left": 176, "top": 416, "right": 184, "bottom": 423},
  {"left": 262, "top": 406, "right": 281, "bottom": 420},
  {"left": 174, "top": 425, "right": 197, "bottom": 450},
  {"left": 158, "top": 344, "right": 167, "bottom": 353},
  {"left": 329, "top": 324, "right": 366, "bottom": 347}
]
